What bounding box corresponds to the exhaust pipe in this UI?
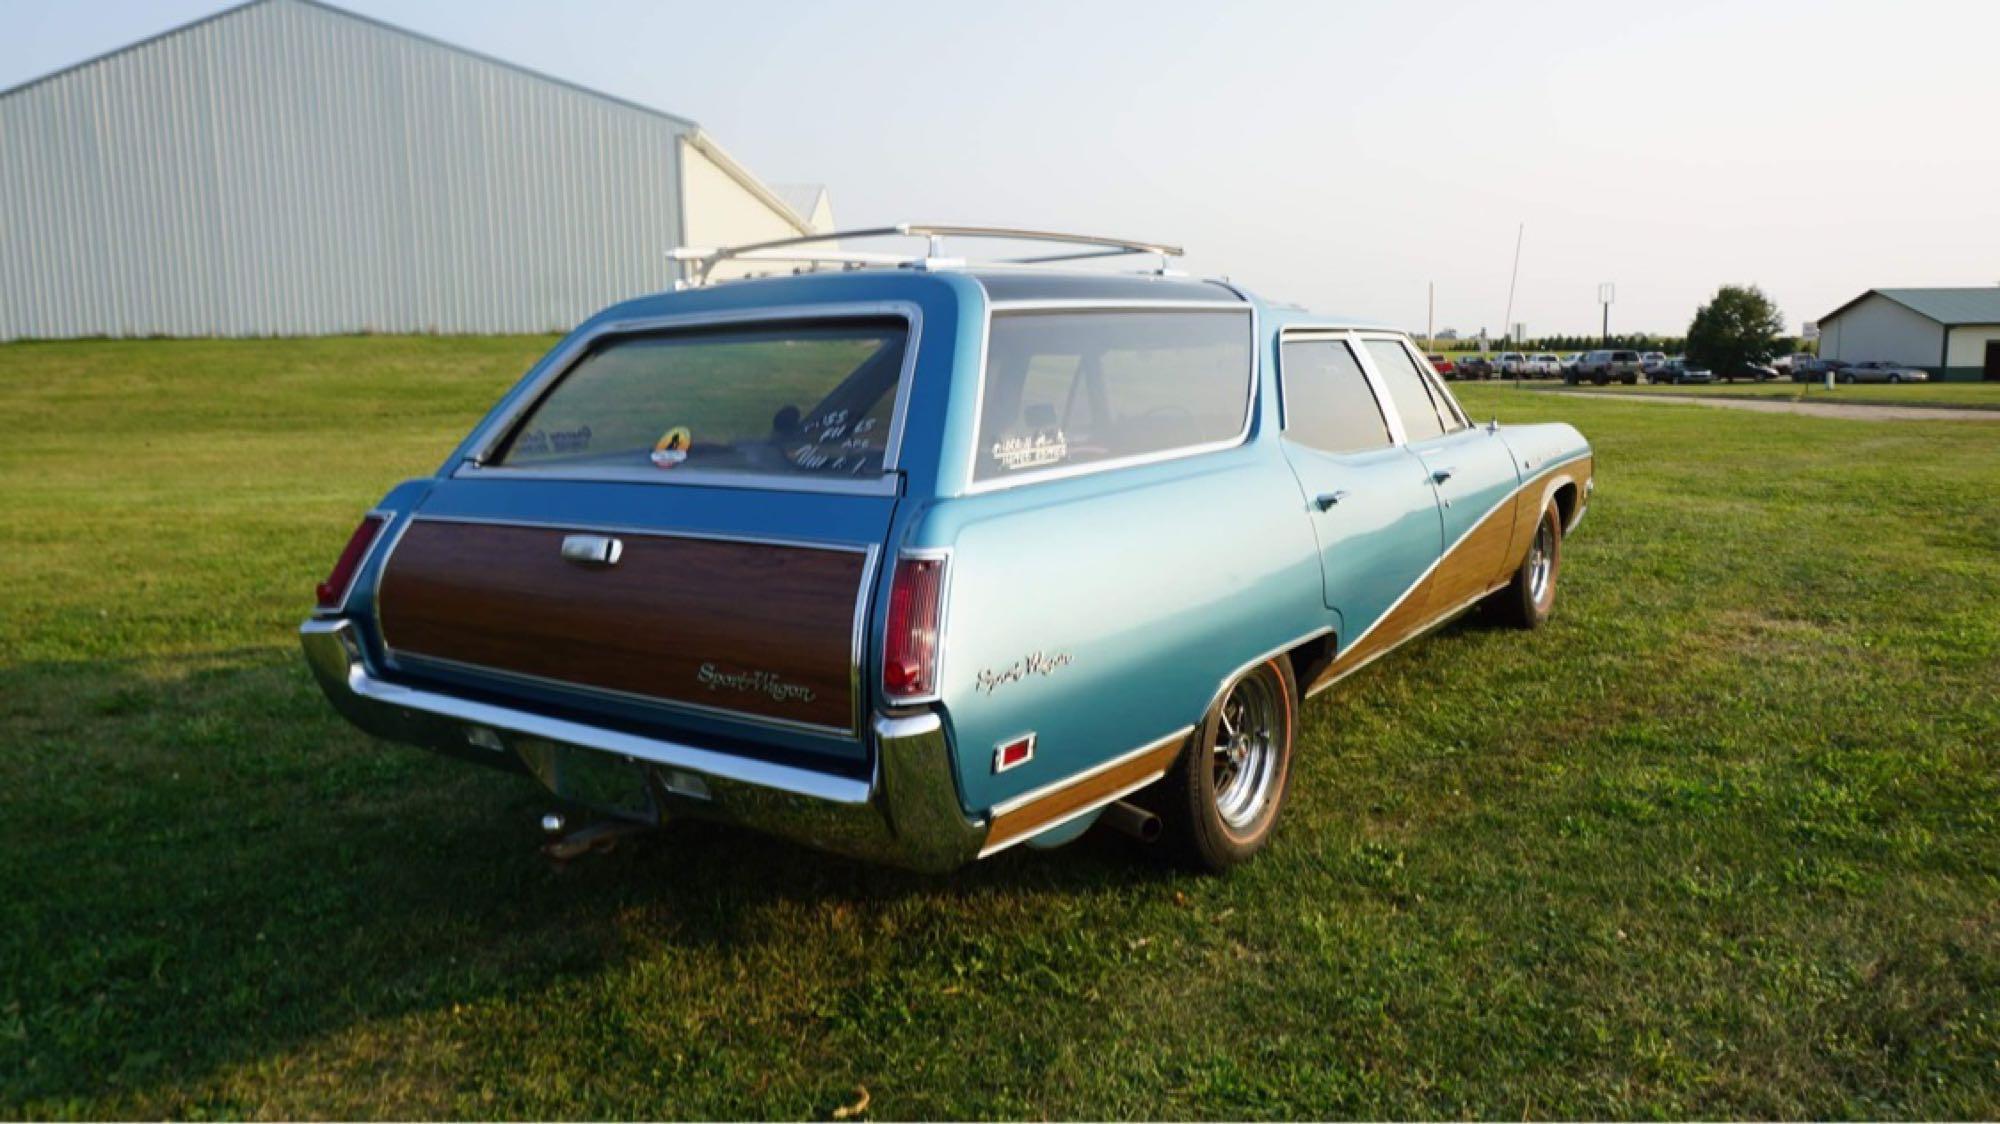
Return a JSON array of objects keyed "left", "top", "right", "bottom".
[
  {"left": 540, "top": 812, "right": 654, "bottom": 862},
  {"left": 1100, "top": 800, "right": 1161, "bottom": 844}
]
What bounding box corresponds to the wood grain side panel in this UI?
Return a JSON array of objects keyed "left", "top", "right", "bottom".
[
  {"left": 1309, "top": 454, "right": 1593, "bottom": 695},
  {"left": 984, "top": 736, "right": 1184, "bottom": 854},
  {"left": 377, "top": 521, "right": 865, "bottom": 730},
  {"left": 1428, "top": 496, "right": 1519, "bottom": 612}
]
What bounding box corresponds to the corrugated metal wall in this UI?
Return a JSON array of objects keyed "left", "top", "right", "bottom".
[{"left": 0, "top": 0, "right": 689, "bottom": 338}]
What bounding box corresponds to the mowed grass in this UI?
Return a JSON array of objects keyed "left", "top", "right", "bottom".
[
  {"left": 1512, "top": 378, "right": 2000, "bottom": 411},
  {"left": 2, "top": 338, "right": 1997, "bottom": 1119}
]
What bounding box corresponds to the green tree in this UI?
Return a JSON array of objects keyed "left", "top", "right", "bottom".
[{"left": 1686, "top": 285, "right": 1785, "bottom": 377}]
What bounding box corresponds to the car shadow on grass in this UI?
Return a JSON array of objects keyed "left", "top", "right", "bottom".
[{"left": 0, "top": 648, "right": 1175, "bottom": 1112}]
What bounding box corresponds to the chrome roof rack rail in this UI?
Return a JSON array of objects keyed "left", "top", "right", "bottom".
[{"left": 668, "top": 223, "right": 1184, "bottom": 288}]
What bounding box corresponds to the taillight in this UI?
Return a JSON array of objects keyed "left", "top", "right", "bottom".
[
  {"left": 316, "top": 514, "right": 386, "bottom": 610},
  {"left": 882, "top": 554, "right": 945, "bottom": 701}
]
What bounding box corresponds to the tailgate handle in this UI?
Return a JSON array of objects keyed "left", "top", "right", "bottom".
[{"left": 560, "top": 534, "right": 623, "bottom": 567}]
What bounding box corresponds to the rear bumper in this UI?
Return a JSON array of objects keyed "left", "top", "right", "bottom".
[{"left": 300, "top": 617, "right": 987, "bottom": 871}]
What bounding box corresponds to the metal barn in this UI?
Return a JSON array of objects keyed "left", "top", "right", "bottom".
[{"left": 0, "top": 0, "right": 828, "bottom": 338}]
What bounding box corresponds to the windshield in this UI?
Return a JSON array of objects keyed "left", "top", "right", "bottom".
[{"left": 494, "top": 319, "right": 907, "bottom": 479}]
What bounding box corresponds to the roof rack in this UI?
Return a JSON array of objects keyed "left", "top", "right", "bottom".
[{"left": 668, "top": 223, "right": 1184, "bottom": 288}]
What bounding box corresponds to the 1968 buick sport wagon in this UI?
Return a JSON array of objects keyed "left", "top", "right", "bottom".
[{"left": 301, "top": 225, "right": 1593, "bottom": 872}]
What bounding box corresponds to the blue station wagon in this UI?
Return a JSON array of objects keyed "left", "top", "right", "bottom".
[{"left": 302, "top": 225, "right": 1594, "bottom": 872}]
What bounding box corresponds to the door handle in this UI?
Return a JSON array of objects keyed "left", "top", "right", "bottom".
[
  {"left": 1314, "top": 490, "right": 1348, "bottom": 511},
  {"left": 1430, "top": 467, "right": 1456, "bottom": 485},
  {"left": 560, "top": 534, "right": 623, "bottom": 566}
]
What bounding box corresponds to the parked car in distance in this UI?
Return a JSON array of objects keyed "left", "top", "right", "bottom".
[
  {"left": 299, "top": 225, "right": 1594, "bottom": 875},
  {"left": 1561, "top": 353, "right": 1586, "bottom": 379},
  {"left": 1456, "top": 354, "right": 1496, "bottom": 380},
  {"left": 1792, "top": 357, "right": 1847, "bottom": 382},
  {"left": 1568, "top": 349, "right": 1642, "bottom": 385},
  {"left": 1426, "top": 353, "right": 1457, "bottom": 379},
  {"left": 1656, "top": 358, "right": 1712, "bottom": 384},
  {"left": 1532, "top": 354, "right": 1563, "bottom": 378},
  {"left": 1639, "top": 352, "right": 1668, "bottom": 376},
  {"left": 1496, "top": 351, "right": 1530, "bottom": 377},
  {"left": 1721, "top": 361, "right": 1779, "bottom": 382},
  {"left": 1841, "top": 361, "right": 1930, "bottom": 383}
]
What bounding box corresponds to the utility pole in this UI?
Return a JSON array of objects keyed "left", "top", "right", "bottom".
[
  {"left": 1598, "top": 282, "right": 1615, "bottom": 346},
  {"left": 1426, "top": 282, "right": 1435, "bottom": 352},
  {"left": 1503, "top": 223, "right": 1524, "bottom": 357}
]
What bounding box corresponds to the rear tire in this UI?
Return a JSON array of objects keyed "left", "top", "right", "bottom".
[
  {"left": 1489, "top": 500, "right": 1562, "bottom": 629},
  {"left": 1160, "top": 657, "right": 1296, "bottom": 872}
]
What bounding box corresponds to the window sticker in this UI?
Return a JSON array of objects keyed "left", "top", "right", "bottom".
[
  {"left": 650, "top": 426, "right": 691, "bottom": 469},
  {"left": 991, "top": 428, "right": 1068, "bottom": 472},
  {"left": 511, "top": 425, "right": 592, "bottom": 458}
]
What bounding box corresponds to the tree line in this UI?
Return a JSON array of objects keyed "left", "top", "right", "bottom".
[{"left": 1423, "top": 286, "right": 1804, "bottom": 366}]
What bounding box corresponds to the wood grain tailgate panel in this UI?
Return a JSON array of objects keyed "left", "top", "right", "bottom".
[{"left": 377, "top": 521, "right": 865, "bottom": 730}]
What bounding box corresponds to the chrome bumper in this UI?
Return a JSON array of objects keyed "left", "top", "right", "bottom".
[{"left": 299, "top": 618, "right": 987, "bottom": 871}]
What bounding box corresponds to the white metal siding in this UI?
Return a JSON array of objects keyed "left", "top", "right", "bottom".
[
  {"left": 0, "top": 0, "right": 689, "bottom": 338},
  {"left": 1945, "top": 325, "right": 2000, "bottom": 369},
  {"left": 1817, "top": 294, "right": 1944, "bottom": 367}
]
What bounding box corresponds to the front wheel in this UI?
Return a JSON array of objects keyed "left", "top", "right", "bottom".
[
  {"left": 1488, "top": 499, "right": 1562, "bottom": 629},
  {"left": 1159, "top": 657, "right": 1296, "bottom": 872}
]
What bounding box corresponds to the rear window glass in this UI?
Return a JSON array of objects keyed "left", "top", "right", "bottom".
[
  {"left": 495, "top": 320, "right": 906, "bottom": 478},
  {"left": 974, "top": 310, "right": 1251, "bottom": 482}
]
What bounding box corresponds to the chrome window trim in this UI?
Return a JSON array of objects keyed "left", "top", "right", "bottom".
[
  {"left": 455, "top": 463, "right": 902, "bottom": 496},
  {"left": 878, "top": 545, "right": 954, "bottom": 708},
  {"left": 457, "top": 300, "right": 925, "bottom": 487},
  {"left": 1274, "top": 328, "right": 1400, "bottom": 455},
  {"left": 961, "top": 299, "right": 1259, "bottom": 496},
  {"left": 368, "top": 514, "right": 877, "bottom": 739}
]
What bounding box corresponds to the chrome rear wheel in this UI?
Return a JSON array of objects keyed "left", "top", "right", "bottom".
[
  {"left": 1212, "top": 673, "right": 1283, "bottom": 832},
  {"left": 1157, "top": 657, "right": 1296, "bottom": 871},
  {"left": 1527, "top": 516, "right": 1556, "bottom": 606}
]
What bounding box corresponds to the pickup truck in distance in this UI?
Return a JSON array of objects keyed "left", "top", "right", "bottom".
[{"left": 302, "top": 225, "right": 1594, "bottom": 873}]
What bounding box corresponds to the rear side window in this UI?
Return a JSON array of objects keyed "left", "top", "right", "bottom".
[
  {"left": 974, "top": 310, "right": 1251, "bottom": 482},
  {"left": 1363, "top": 338, "right": 1451, "bottom": 441},
  {"left": 1281, "top": 338, "right": 1392, "bottom": 454},
  {"left": 495, "top": 320, "right": 907, "bottom": 478}
]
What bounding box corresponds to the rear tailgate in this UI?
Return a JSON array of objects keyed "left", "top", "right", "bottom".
[
  {"left": 361, "top": 308, "right": 923, "bottom": 762},
  {"left": 377, "top": 514, "right": 870, "bottom": 734},
  {"left": 362, "top": 475, "right": 896, "bottom": 766}
]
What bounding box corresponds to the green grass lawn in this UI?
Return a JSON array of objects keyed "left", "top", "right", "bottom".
[
  {"left": 2, "top": 339, "right": 1997, "bottom": 1119},
  {"left": 1515, "top": 378, "right": 2000, "bottom": 411}
]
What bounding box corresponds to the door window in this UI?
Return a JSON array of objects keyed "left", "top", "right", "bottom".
[
  {"left": 1363, "top": 338, "right": 1453, "bottom": 441},
  {"left": 1280, "top": 338, "right": 1392, "bottom": 454}
]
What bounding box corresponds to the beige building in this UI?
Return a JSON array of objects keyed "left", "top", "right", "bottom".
[{"left": 0, "top": 0, "right": 831, "bottom": 338}]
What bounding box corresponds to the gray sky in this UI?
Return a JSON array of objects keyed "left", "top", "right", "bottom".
[{"left": 7, "top": 0, "right": 1998, "bottom": 337}]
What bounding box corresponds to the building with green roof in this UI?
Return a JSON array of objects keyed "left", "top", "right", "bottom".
[{"left": 1818, "top": 288, "right": 2000, "bottom": 381}]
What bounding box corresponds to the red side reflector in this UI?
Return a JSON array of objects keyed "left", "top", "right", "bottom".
[
  {"left": 883, "top": 555, "right": 944, "bottom": 701},
  {"left": 316, "top": 514, "right": 386, "bottom": 610},
  {"left": 994, "top": 734, "right": 1035, "bottom": 773}
]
